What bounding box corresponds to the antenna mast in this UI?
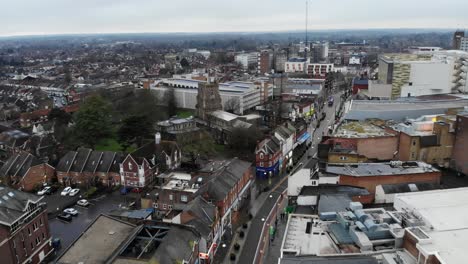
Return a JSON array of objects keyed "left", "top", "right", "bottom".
[{"left": 305, "top": 0, "right": 308, "bottom": 60}]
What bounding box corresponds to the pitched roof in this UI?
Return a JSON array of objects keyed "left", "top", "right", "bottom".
[
  {"left": 55, "top": 150, "right": 77, "bottom": 172},
  {"left": 151, "top": 226, "right": 199, "bottom": 264},
  {"left": 0, "top": 152, "right": 42, "bottom": 178},
  {"left": 182, "top": 196, "right": 216, "bottom": 238},
  {"left": 83, "top": 151, "right": 103, "bottom": 173},
  {"left": 95, "top": 151, "right": 116, "bottom": 173},
  {"left": 69, "top": 147, "right": 92, "bottom": 173},
  {"left": 202, "top": 158, "right": 251, "bottom": 201},
  {"left": 0, "top": 185, "right": 43, "bottom": 226}
]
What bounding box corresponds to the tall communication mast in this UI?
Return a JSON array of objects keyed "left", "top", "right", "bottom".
[{"left": 304, "top": 0, "right": 308, "bottom": 60}]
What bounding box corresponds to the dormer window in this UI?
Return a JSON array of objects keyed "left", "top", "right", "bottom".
[
  {"left": 128, "top": 162, "right": 133, "bottom": 170},
  {"left": 259, "top": 153, "right": 264, "bottom": 159}
]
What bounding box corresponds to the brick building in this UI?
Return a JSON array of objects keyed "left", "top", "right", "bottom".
[
  {"left": 255, "top": 137, "right": 282, "bottom": 178},
  {"left": 0, "top": 152, "right": 55, "bottom": 191},
  {"left": 395, "top": 115, "right": 455, "bottom": 167},
  {"left": 258, "top": 50, "right": 272, "bottom": 75},
  {"left": 327, "top": 161, "right": 441, "bottom": 201},
  {"left": 56, "top": 148, "right": 123, "bottom": 187},
  {"left": 0, "top": 187, "right": 53, "bottom": 264},
  {"left": 330, "top": 121, "right": 399, "bottom": 161},
  {"left": 451, "top": 113, "right": 468, "bottom": 175}
]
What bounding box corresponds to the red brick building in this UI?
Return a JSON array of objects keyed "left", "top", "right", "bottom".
[
  {"left": 451, "top": 114, "right": 468, "bottom": 175},
  {"left": 0, "top": 187, "right": 54, "bottom": 264},
  {"left": 56, "top": 148, "right": 123, "bottom": 187},
  {"left": 119, "top": 155, "right": 155, "bottom": 188},
  {"left": 255, "top": 137, "right": 282, "bottom": 178},
  {"left": 327, "top": 161, "right": 441, "bottom": 201},
  {"left": 258, "top": 50, "right": 272, "bottom": 75},
  {"left": 0, "top": 152, "right": 55, "bottom": 191}
]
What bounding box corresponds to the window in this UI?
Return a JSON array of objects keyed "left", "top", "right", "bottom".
[
  {"left": 153, "top": 203, "right": 158, "bottom": 209},
  {"left": 169, "top": 194, "right": 173, "bottom": 201},
  {"left": 412, "top": 140, "right": 416, "bottom": 146},
  {"left": 35, "top": 237, "right": 40, "bottom": 245},
  {"left": 31, "top": 242, "right": 34, "bottom": 250},
  {"left": 28, "top": 227, "right": 31, "bottom": 236},
  {"left": 42, "top": 233, "right": 45, "bottom": 240},
  {"left": 181, "top": 195, "right": 188, "bottom": 203},
  {"left": 260, "top": 162, "right": 264, "bottom": 167},
  {"left": 411, "top": 152, "right": 415, "bottom": 159},
  {"left": 163, "top": 204, "right": 167, "bottom": 210},
  {"left": 259, "top": 153, "right": 264, "bottom": 159},
  {"left": 409, "top": 82, "right": 413, "bottom": 86},
  {"left": 128, "top": 162, "right": 133, "bottom": 170},
  {"left": 340, "top": 156, "right": 348, "bottom": 161},
  {"left": 39, "top": 217, "right": 43, "bottom": 226},
  {"left": 168, "top": 205, "right": 173, "bottom": 210}
]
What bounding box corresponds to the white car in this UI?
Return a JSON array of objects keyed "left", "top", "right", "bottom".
[
  {"left": 37, "top": 186, "right": 51, "bottom": 196},
  {"left": 63, "top": 208, "right": 78, "bottom": 216},
  {"left": 61, "top": 187, "right": 72, "bottom": 196},
  {"left": 77, "top": 199, "right": 89, "bottom": 207},
  {"left": 69, "top": 188, "right": 80, "bottom": 196}
]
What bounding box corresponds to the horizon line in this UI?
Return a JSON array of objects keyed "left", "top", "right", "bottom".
[{"left": 0, "top": 27, "right": 460, "bottom": 39}]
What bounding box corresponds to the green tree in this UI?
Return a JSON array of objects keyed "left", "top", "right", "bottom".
[
  {"left": 118, "top": 115, "right": 153, "bottom": 149},
  {"left": 73, "top": 96, "right": 112, "bottom": 148},
  {"left": 48, "top": 108, "right": 72, "bottom": 143}
]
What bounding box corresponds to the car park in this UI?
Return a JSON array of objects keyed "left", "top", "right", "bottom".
[
  {"left": 57, "top": 213, "right": 72, "bottom": 222},
  {"left": 37, "top": 186, "right": 51, "bottom": 196},
  {"left": 61, "top": 187, "right": 72, "bottom": 196},
  {"left": 63, "top": 208, "right": 78, "bottom": 216},
  {"left": 69, "top": 188, "right": 80, "bottom": 196},
  {"left": 77, "top": 199, "right": 89, "bottom": 207}
]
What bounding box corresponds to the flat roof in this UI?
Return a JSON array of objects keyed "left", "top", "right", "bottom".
[
  {"left": 210, "top": 110, "right": 239, "bottom": 121},
  {"left": 57, "top": 215, "right": 140, "bottom": 264},
  {"left": 394, "top": 188, "right": 468, "bottom": 264},
  {"left": 326, "top": 162, "right": 438, "bottom": 177},
  {"left": 394, "top": 187, "right": 468, "bottom": 231},
  {"left": 333, "top": 121, "right": 394, "bottom": 138},
  {"left": 281, "top": 214, "right": 338, "bottom": 256}
]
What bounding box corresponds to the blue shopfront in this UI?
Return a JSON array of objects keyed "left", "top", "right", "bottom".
[{"left": 256, "top": 160, "right": 280, "bottom": 179}]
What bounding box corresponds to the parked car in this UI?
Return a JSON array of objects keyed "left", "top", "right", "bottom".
[
  {"left": 120, "top": 187, "right": 129, "bottom": 195},
  {"left": 63, "top": 208, "right": 78, "bottom": 216},
  {"left": 57, "top": 213, "right": 72, "bottom": 222},
  {"left": 77, "top": 199, "right": 89, "bottom": 207},
  {"left": 131, "top": 188, "right": 142, "bottom": 193},
  {"left": 37, "top": 186, "right": 51, "bottom": 196},
  {"left": 61, "top": 187, "right": 72, "bottom": 196},
  {"left": 69, "top": 188, "right": 80, "bottom": 196}
]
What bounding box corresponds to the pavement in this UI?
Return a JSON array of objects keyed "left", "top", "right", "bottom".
[{"left": 237, "top": 91, "right": 344, "bottom": 264}]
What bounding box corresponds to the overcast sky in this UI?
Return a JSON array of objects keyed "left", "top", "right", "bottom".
[{"left": 2, "top": 0, "right": 467, "bottom": 36}]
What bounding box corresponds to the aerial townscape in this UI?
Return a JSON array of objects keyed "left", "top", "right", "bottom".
[{"left": 0, "top": 1, "right": 468, "bottom": 264}]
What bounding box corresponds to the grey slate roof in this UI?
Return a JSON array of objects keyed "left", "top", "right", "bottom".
[
  {"left": 202, "top": 158, "right": 251, "bottom": 201},
  {"left": 182, "top": 196, "right": 216, "bottom": 238},
  {"left": 95, "top": 151, "right": 116, "bottom": 173},
  {"left": 83, "top": 151, "right": 103, "bottom": 173},
  {"left": 0, "top": 185, "right": 43, "bottom": 226},
  {"left": 55, "top": 150, "right": 77, "bottom": 172},
  {"left": 70, "top": 147, "right": 92, "bottom": 173}
]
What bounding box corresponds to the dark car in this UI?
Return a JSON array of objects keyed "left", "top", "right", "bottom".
[
  {"left": 57, "top": 213, "right": 72, "bottom": 222},
  {"left": 45, "top": 186, "right": 58, "bottom": 195}
]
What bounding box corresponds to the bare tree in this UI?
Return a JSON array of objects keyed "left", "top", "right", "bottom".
[{"left": 224, "top": 98, "right": 240, "bottom": 114}]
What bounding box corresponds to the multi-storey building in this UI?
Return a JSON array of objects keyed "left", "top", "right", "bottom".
[
  {"left": 0, "top": 187, "right": 53, "bottom": 264},
  {"left": 258, "top": 50, "right": 272, "bottom": 74},
  {"left": 255, "top": 137, "right": 282, "bottom": 178},
  {"left": 235, "top": 52, "right": 259, "bottom": 69},
  {"left": 378, "top": 51, "right": 468, "bottom": 99}
]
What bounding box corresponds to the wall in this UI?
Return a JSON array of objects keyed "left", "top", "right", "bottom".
[
  {"left": 19, "top": 164, "right": 55, "bottom": 191},
  {"left": 400, "top": 62, "right": 452, "bottom": 97},
  {"left": 356, "top": 136, "right": 398, "bottom": 161},
  {"left": 451, "top": 115, "right": 468, "bottom": 175},
  {"left": 287, "top": 168, "right": 311, "bottom": 196},
  {"left": 339, "top": 171, "right": 441, "bottom": 195}
]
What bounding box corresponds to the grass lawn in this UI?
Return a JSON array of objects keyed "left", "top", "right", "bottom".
[
  {"left": 95, "top": 138, "right": 123, "bottom": 152},
  {"left": 177, "top": 109, "right": 195, "bottom": 118}
]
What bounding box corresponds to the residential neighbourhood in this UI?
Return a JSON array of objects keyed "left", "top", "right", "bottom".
[{"left": 0, "top": 2, "right": 468, "bottom": 264}]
